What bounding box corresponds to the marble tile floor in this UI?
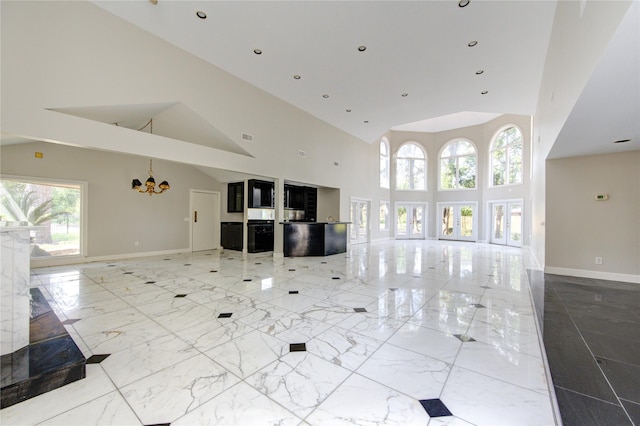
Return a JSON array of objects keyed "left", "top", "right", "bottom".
[
  {"left": 543, "top": 274, "right": 640, "bottom": 425},
  {"left": 1, "top": 240, "right": 559, "bottom": 425}
]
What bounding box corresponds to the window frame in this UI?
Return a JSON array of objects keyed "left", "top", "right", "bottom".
[
  {"left": 394, "top": 142, "right": 427, "bottom": 191},
  {"left": 489, "top": 125, "right": 524, "bottom": 188},
  {"left": 379, "top": 138, "right": 390, "bottom": 189},
  {"left": 379, "top": 200, "right": 390, "bottom": 231},
  {"left": 1, "top": 174, "right": 88, "bottom": 266},
  {"left": 438, "top": 139, "right": 478, "bottom": 191}
]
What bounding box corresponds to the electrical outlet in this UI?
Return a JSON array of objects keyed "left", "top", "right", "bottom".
[{"left": 595, "top": 257, "right": 603, "bottom": 265}]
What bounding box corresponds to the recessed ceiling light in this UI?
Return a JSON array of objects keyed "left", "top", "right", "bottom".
[
  {"left": 402, "top": 93, "right": 408, "bottom": 97},
  {"left": 293, "top": 75, "right": 301, "bottom": 80},
  {"left": 481, "top": 90, "right": 488, "bottom": 95},
  {"left": 475, "top": 70, "right": 484, "bottom": 75},
  {"left": 358, "top": 45, "right": 367, "bottom": 52},
  {"left": 196, "top": 11, "right": 207, "bottom": 19},
  {"left": 253, "top": 49, "right": 262, "bottom": 55},
  {"left": 613, "top": 139, "right": 631, "bottom": 144},
  {"left": 459, "top": 0, "right": 470, "bottom": 7},
  {"left": 346, "top": 109, "right": 352, "bottom": 112},
  {"left": 468, "top": 40, "right": 478, "bottom": 47},
  {"left": 322, "top": 94, "right": 330, "bottom": 98}
]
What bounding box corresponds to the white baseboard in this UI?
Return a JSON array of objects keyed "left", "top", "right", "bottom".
[
  {"left": 30, "top": 248, "right": 190, "bottom": 268},
  {"left": 544, "top": 266, "right": 640, "bottom": 284}
]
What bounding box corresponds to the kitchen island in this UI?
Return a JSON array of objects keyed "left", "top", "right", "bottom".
[{"left": 281, "top": 222, "right": 349, "bottom": 257}]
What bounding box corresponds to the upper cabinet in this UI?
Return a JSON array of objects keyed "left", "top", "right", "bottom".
[
  {"left": 248, "top": 179, "right": 274, "bottom": 208},
  {"left": 227, "top": 182, "right": 244, "bottom": 213}
]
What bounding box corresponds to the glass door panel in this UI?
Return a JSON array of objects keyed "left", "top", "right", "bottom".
[
  {"left": 396, "top": 204, "right": 426, "bottom": 239},
  {"left": 459, "top": 205, "right": 474, "bottom": 239},
  {"left": 508, "top": 203, "right": 522, "bottom": 247},
  {"left": 491, "top": 203, "right": 506, "bottom": 244},
  {"left": 490, "top": 201, "right": 522, "bottom": 247},
  {"left": 438, "top": 203, "right": 476, "bottom": 241},
  {"left": 441, "top": 205, "right": 454, "bottom": 237}
]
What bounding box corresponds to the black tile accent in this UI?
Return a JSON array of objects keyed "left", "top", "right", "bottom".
[
  {"left": 243, "top": 279, "right": 252, "bottom": 282},
  {"left": 290, "top": 343, "right": 307, "bottom": 352},
  {"left": 419, "top": 399, "right": 453, "bottom": 417},
  {"left": 471, "top": 303, "right": 486, "bottom": 308},
  {"left": 388, "top": 288, "right": 398, "bottom": 291},
  {"left": 255, "top": 262, "right": 262, "bottom": 265},
  {"left": 174, "top": 294, "right": 187, "bottom": 298},
  {"left": 454, "top": 334, "right": 476, "bottom": 342},
  {"left": 210, "top": 270, "right": 218, "bottom": 273},
  {"left": 108, "top": 264, "right": 116, "bottom": 267},
  {"left": 288, "top": 269, "right": 296, "bottom": 272},
  {"left": 61, "top": 319, "right": 80, "bottom": 325},
  {"left": 428, "top": 267, "right": 436, "bottom": 269},
  {"left": 163, "top": 258, "right": 171, "bottom": 261},
  {"left": 86, "top": 354, "right": 111, "bottom": 364},
  {"left": 289, "top": 291, "right": 299, "bottom": 294},
  {"left": 480, "top": 286, "right": 491, "bottom": 289},
  {"left": 354, "top": 308, "right": 367, "bottom": 313},
  {"left": 321, "top": 261, "right": 327, "bottom": 264},
  {"left": 332, "top": 277, "right": 340, "bottom": 280},
  {"left": 123, "top": 272, "right": 133, "bottom": 275},
  {"left": 145, "top": 281, "right": 156, "bottom": 284},
  {"left": 144, "top": 423, "right": 171, "bottom": 426},
  {"left": 218, "top": 313, "right": 233, "bottom": 319},
  {"left": 184, "top": 264, "right": 191, "bottom": 266}
]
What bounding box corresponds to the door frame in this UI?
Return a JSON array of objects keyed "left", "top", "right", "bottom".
[
  {"left": 488, "top": 198, "right": 523, "bottom": 247},
  {"left": 394, "top": 202, "right": 427, "bottom": 240},
  {"left": 190, "top": 189, "right": 221, "bottom": 252},
  {"left": 349, "top": 197, "right": 371, "bottom": 245},
  {"left": 437, "top": 201, "right": 478, "bottom": 242}
]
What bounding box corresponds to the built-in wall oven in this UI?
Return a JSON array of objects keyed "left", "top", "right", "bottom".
[{"left": 247, "top": 220, "right": 274, "bottom": 253}]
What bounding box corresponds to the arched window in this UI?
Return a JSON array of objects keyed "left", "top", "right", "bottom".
[
  {"left": 491, "top": 126, "right": 523, "bottom": 186},
  {"left": 380, "top": 138, "right": 390, "bottom": 189},
  {"left": 439, "top": 139, "right": 477, "bottom": 190},
  {"left": 395, "top": 142, "right": 426, "bottom": 190}
]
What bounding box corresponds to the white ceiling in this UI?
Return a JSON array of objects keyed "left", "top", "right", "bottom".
[{"left": 92, "top": 0, "right": 557, "bottom": 143}]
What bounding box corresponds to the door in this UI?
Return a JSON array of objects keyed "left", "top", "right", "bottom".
[
  {"left": 490, "top": 201, "right": 522, "bottom": 247},
  {"left": 395, "top": 203, "right": 426, "bottom": 239},
  {"left": 438, "top": 202, "right": 477, "bottom": 241},
  {"left": 350, "top": 199, "right": 370, "bottom": 244},
  {"left": 192, "top": 190, "right": 220, "bottom": 251}
]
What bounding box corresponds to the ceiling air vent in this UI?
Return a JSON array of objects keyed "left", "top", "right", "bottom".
[
  {"left": 241, "top": 132, "right": 253, "bottom": 142},
  {"left": 298, "top": 150, "right": 306, "bottom": 158}
]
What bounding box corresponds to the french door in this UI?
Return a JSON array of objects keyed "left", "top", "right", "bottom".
[
  {"left": 438, "top": 202, "right": 477, "bottom": 242},
  {"left": 350, "top": 199, "right": 370, "bottom": 244},
  {"left": 490, "top": 201, "right": 522, "bottom": 247},
  {"left": 395, "top": 203, "right": 426, "bottom": 239}
]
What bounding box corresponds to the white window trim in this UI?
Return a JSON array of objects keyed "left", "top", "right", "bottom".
[
  {"left": 437, "top": 139, "right": 479, "bottom": 192},
  {"left": 489, "top": 125, "right": 524, "bottom": 188}
]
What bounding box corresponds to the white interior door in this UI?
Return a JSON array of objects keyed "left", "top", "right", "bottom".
[
  {"left": 490, "top": 201, "right": 522, "bottom": 247},
  {"left": 192, "top": 191, "right": 220, "bottom": 251},
  {"left": 438, "top": 202, "right": 477, "bottom": 242},
  {"left": 395, "top": 203, "right": 426, "bottom": 239},
  {"left": 350, "top": 199, "right": 370, "bottom": 244}
]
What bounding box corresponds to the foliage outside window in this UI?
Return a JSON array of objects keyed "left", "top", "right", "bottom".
[
  {"left": 0, "top": 179, "right": 82, "bottom": 257},
  {"left": 380, "top": 139, "right": 390, "bottom": 189},
  {"left": 395, "top": 143, "right": 426, "bottom": 191},
  {"left": 491, "top": 127, "right": 523, "bottom": 186},
  {"left": 379, "top": 201, "right": 389, "bottom": 231},
  {"left": 439, "top": 140, "right": 477, "bottom": 190}
]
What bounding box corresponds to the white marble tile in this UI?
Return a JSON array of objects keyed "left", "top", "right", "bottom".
[
  {"left": 71, "top": 307, "right": 148, "bottom": 337},
  {"left": 261, "top": 293, "right": 324, "bottom": 313},
  {"left": 387, "top": 322, "right": 462, "bottom": 363},
  {"left": 36, "top": 391, "right": 142, "bottom": 425},
  {"left": 171, "top": 317, "right": 255, "bottom": 351},
  {"left": 407, "top": 307, "right": 472, "bottom": 334},
  {"left": 0, "top": 365, "right": 116, "bottom": 425},
  {"left": 298, "top": 301, "right": 355, "bottom": 324},
  {"left": 172, "top": 381, "right": 301, "bottom": 426},
  {"left": 454, "top": 341, "right": 548, "bottom": 393},
  {"left": 336, "top": 311, "right": 407, "bottom": 341},
  {"left": 245, "top": 352, "right": 351, "bottom": 418},
  {"left": 467, "top": 321, "right": 542, "bottom": 358},
  {"left": 306, "top": 326, "right": 384, "bottom": 371},
  {"left": 305, "top": 374, "right": 430, "bottom": 426},
  {"left": 440, "top": 366, "right": 555, "bottom": 426},
  {"left": 357, "top": 343, "right": 450, "bottom": 398},
  {"left": 259, "top": 312, "right": 333, "bottom": 343},
  {"left": 100, "top": 334, "right": 200, "bottom": 387},
  {"left": 120, "top": 354, "right": 240, "bottom": 424},
  {"left": 81, "top": 318, "right": 173, "bottom": 355},
  {"left": 205, "top": 330, "right": 287, "bottom": 378}
]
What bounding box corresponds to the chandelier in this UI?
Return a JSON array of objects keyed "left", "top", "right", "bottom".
[{"left": 131, "top": 159, "right": 170, "bottom": 196}]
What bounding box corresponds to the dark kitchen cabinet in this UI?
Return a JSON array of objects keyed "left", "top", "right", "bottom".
[
  {"left": 248, "top": 179, "right": 274, "bottom": 208},
  {"left": 220, "top": 222, "right": 243, "bottom": 251},
  {"left": 227, "top": 182, "right": 244, "bottom": 213},
  {"left": 304, "top": 186, "right": 317, "bottom": 222},
  {"left": 284, "top": 184, "right": 305, "bottom": 209}
]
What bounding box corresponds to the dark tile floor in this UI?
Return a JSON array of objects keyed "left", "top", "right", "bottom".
[{"left": 542, "top": 274, "right": 640, "bottom": 426}]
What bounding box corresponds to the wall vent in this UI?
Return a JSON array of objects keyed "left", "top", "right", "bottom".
[
  {"left": 297, "top": 150, "right": 306, "bottom": 158},
  {"left": 241, "top": 132, "right": 253, "bottom": 142}
]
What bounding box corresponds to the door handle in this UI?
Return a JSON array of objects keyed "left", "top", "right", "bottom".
[{"left": 194, "top": 211, "right": 198, "bottom": 223}]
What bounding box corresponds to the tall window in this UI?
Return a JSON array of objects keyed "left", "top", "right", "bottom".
[
  {"left": 380, "top": 138, "right": 390, "bottom": 188},
  {"left": 395, "top": 143, "right": 426, "bottom": 190},
  {"left": 379, "top": 201, "right": 390, "bottom": 231},
  {"left": 439, "top": 139, "right": 477, "bottom": 190},
  {"left": 491, "top": 126, "right": 523, "bottom": 186},
  {"left": 1, "top": 178, "right": 83, "bottom": 258}
]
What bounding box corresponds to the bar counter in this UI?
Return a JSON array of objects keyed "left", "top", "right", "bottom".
[{"left": 281, "top": 222, "right": 349, "bottom": 257}]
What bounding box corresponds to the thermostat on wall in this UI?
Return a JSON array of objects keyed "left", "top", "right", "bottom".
[{"left": 594, "top": 194, "right": 609, "bottom": 201}]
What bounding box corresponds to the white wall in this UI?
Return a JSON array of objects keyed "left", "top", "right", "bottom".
[
  {"left": 531, "top": 0, "right": 633, "bottom": 268},
  {"left": 1, "top": 142, "right": 222, "bottom": 259},
  {"left": 546, "top": 152, "right": 640, "bottom": 282}
]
